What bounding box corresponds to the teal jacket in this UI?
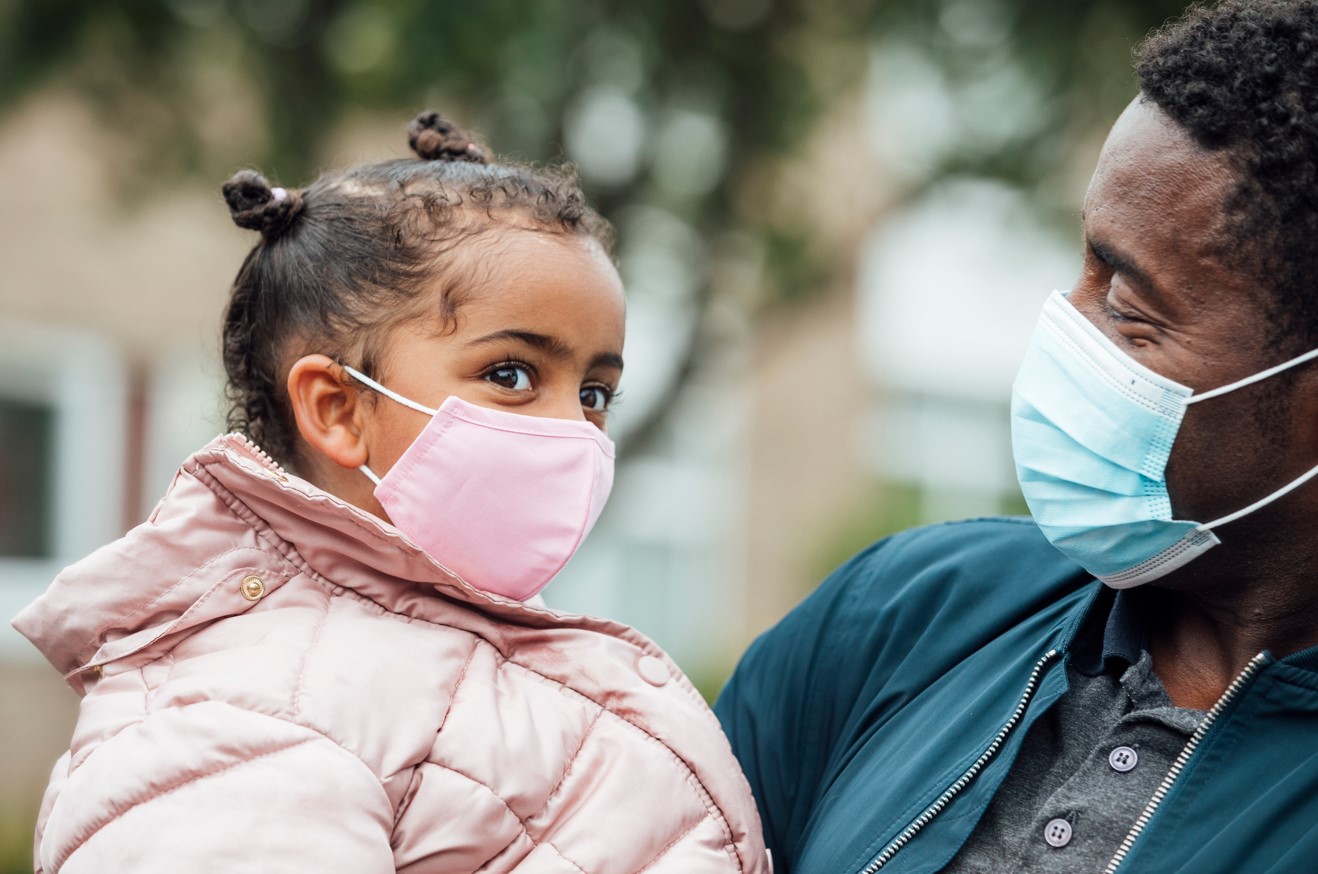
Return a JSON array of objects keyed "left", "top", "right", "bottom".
[{"left": 715, "top": 518, "right": 1318, "bottom": 873}]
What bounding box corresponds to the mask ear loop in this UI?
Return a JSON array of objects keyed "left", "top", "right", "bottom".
[
  {"left": 1201, "top": 464, "right": 1318, "bottom": 531},
  {"left": 1185, "top": 346, "right": 1318, "bottom": 405},
  {"left": 360, "top": 464, "right": 383, "bottom": 487},
  {"left": 340, "top": 364, "right": 439, "bottom": 416},
  {"left": 1180, "top": 346, "right": 1318, "bottom": 529},
  {"left": 339, "top": 363, "right": 438, "bottom": 488}
]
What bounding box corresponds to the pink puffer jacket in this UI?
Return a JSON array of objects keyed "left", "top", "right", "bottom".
[{"left": 14, "top": 435, "right": 769, "bottom": 873}]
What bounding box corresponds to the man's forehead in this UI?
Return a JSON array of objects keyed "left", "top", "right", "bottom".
[
  {"left": 1079, "top": 96, "right": 1253, "bottom": 316},
  {"left": 1086, "top": 99, "right": 1227, "bottom": 209},
  {"left": 1083, "top": 98, "right": 1238, "bottom": 234}
]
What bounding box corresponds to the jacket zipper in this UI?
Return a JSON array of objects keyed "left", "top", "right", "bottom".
[
  {"left": 231, "top": 433, "right": 289, "bottom": 479},
  {"left": 1101, "top": 651, "right": 1267, "bottom": 874},
  {"left": 858, "top": 648, "right": 1062, "bottom": 873}
]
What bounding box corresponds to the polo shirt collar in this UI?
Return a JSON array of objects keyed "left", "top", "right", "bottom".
[{"left": 1070, "top": 587, "right": 1149, "bottom": 676}]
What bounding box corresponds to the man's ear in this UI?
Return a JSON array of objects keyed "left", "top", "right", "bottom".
[{"left": 287, "top": 354, "right": 369, "bottom": 471}]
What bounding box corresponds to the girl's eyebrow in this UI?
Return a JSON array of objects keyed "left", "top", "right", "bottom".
[
  {"left": 469, "top": 329, "right": 624, "bottom": 370},
  {"left": 468, "top": 329, "right": 572, "bottom": 358}
]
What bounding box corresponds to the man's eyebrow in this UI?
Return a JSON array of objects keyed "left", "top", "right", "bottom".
[
  {"left": 468, "top": 329, "right": 624, "bottom": 371},
  {"left": 1088, "top": 237, "right": 1166, "bottom": 302}
]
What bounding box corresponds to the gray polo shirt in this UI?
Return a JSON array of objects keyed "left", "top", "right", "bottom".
[{"left": 944, "top": 591, "right": 1204, "bottom": 872}]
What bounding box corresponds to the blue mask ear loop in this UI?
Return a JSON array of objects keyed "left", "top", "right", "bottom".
[
  {"left": 1183, "top": 345, "right": 1318, "bottom": 530},
  {"left": 1184, "top": 346, "right": 1318, "bottom": 404},
  {"left": 339, "top": 363, "right": 438, "bottom": 488},
  {"left": 1198, "top": 466, "right": 1318, "bottom": 531}
]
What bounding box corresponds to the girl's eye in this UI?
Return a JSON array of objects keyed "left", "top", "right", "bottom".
[
  {"left": 486, "top": 364, "right": 532, "bottom": 391},
  {"left": 580, "top": 385, "right": 613, "bottom": 412}
]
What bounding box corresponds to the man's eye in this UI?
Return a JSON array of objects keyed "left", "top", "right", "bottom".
[
  {"left": 1105, "top": 302, "right": 1134, "bottom": 323},
  {"left": 1104, "top": 290, "right": 1144, "bottom": 324},
  {"left": 580, "top": 385, "right": 613, "bottom": 411},
  {"left": 486, "top": 365, "right": 532, "bottom": 391}
]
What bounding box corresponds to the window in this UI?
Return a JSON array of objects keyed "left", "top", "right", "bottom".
[
  {"left": 0, "top": 320, "right": 128, "bottom": 656},
  {"left": 0, "top": 397, "right": 55, "bottom": 559}
]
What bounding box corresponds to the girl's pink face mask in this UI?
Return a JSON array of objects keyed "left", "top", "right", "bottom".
[{"left": 345, "top": 366, "right": 615, "bottom": 601}]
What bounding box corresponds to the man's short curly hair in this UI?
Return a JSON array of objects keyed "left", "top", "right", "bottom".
[{"left": 1137, "top": 0, "right": 1318, "bottom": 353}]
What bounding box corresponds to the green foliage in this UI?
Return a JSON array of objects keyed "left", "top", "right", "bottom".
[
  {"left": 857, "top": 0, "right": 1193, "bottom": 209},
  {"left": 808, "top": 478, "right": 1031, "bottom": 596},
  {"left": 0, "top": 2, "right": 818, "bottom": 215},
  {"left": 0, "top": 0, "right": 1197, "bottom": 296},
  {"left": 684, "top": 657, "right": 738, "bottom": 706},
  {"left": 0, "top": 0, "right": 1212, "bottom": 445},
  {"left": 0, "top": 807, "right": 34, "bottom": 874},
  {"left": 809, "top": 480, "right": 925, "bottom": 588},
  {"left": 0, "top": 0, "right": 849, "bottom": 450}
]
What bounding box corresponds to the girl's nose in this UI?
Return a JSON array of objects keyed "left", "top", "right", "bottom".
[{"left": 537, "top": 387, "right": 590, "bottom": 423}]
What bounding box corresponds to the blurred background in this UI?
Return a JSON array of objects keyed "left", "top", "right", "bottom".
[{"left": 0, "top": 0, "right": 1191, "bottom": 867}]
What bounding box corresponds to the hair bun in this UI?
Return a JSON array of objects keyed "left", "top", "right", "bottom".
[
  {"left": 222, "top": 169, "right": 304, "bottom": 241},
  {"left": 408, "top": 111, "right": 489, "bottom": 164}
]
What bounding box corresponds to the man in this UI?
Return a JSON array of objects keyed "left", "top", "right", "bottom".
[{"left": 715, "top": 2, "right": 1318, "bottom": 871}]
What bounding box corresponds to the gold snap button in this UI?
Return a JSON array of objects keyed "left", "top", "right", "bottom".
[{"left": 240, "top": 574, "right": 266, "bottom": 601}]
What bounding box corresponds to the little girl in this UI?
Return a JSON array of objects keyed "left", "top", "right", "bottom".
[{"left": 15, "top": 112, "right": 768, "bottom": 874}]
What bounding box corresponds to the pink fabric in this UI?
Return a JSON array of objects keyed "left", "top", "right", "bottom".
[
  {"left": 13, "top": 435, "right": 767, "bottom": 873},
  {"left": 375, "top": 395, "right": 615, "bottom": 601}
]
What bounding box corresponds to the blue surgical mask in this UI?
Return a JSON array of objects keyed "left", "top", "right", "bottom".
[{"left": 1011, "top": 290, "right": 1318, "bottom": 588}]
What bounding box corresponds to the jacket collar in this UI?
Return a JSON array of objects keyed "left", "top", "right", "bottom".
[{"left": 12, "top": 434, "right": 580, "bottom": 686}]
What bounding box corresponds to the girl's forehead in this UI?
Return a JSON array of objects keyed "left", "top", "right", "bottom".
[{"left": 439, "top": 230, "right": 625, "bottom": 340}]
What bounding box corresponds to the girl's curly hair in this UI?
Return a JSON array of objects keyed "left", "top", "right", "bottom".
[{"left": 220, "top": 111, "right": 614, "bottom": 466}]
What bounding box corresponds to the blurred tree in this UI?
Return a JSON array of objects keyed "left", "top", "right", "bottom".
[
  {"left": 864, "top": 0, "right": 1189, "bottom": 210},
  {"left": 0, "top": 0, "right": 1192, "bottom": 448}
]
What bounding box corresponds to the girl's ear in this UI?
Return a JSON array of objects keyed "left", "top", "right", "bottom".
[{"left": 286, "top": 354, "right": 369, "bottom": 471}]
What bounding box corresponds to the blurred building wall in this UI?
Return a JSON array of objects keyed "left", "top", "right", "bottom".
[{"left": 0, "top": 92, "right": 240, "bottom": 869}]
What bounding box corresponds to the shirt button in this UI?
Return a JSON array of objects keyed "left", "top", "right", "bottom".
[
  {"left": 637, "top": 655, "right": 669, "bottom": 686},
  {"left": 1044, "top": 818, "right": 1073, "bottom": 848},
  {"left": 1109, "top": 745, "right": 1139, "bottom": 773}
]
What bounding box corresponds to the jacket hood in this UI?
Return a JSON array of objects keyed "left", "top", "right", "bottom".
[{"left": 12, "top": 433, "right": 619, "bottom": 686}]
